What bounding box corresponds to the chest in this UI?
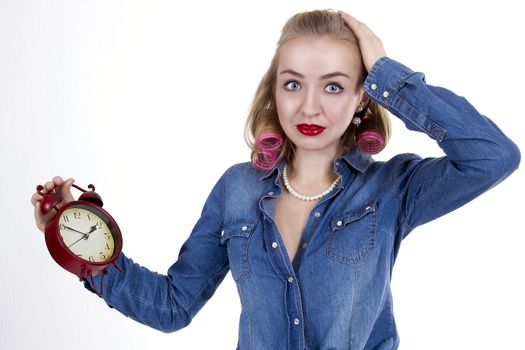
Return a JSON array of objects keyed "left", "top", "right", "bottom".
[{"left": 274, "top": 191, "right": 318, "bottom": 263}]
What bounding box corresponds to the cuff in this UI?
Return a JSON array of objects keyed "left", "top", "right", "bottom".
[
  {"left": 364, "top": 56, "right": 424, "bottom": 106},
  {"left": 363, "top": 57, "right": 446, "bottom": 141}
]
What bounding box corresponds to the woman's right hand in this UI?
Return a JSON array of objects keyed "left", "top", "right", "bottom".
[
  {"left": 31, "top": 176, "right": 76, "bottom": 233},
  {"left": 338, "top": 11, "right": 387, "bottom": 73}
]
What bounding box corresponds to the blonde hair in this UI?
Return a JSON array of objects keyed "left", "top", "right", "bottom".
[{"left": 244, "top": 9, "right": 391, "bottom": 171}]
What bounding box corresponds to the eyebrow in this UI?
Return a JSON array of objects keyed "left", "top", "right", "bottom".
[{"left": 279, "top": 69, "right": 351, "bottom": 80}]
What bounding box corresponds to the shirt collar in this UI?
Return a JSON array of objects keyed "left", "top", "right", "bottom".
[
  {"left": 257, "top": 149, "right": 372, "bottom": 181},
  {"left": 340, "top": 148, "right": 372, "bottom": 173},
  {"left": 258, "top": 159, "right": 286, "bottom": 182}
]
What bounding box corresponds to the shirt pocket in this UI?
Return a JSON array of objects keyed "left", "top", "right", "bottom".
[
  {"left": 220, "top": 221, "right": 256, "bottom": 285},
  {"left": 327, "top": 200, "right": 378, "bottom": 266}
]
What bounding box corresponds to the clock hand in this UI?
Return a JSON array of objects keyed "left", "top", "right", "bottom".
[
  {"left": 67, "top": 234, "right": 88, "bottom": 249},
  {"left": 63, "top": 225, "right": 87, "bottom": 235},
  {"left": 67, "top": 224, "right": 97, "bottom": 250},
  {"left": 83, "top": 224, "right": 98, "bottom": 238},
  {"left": 64, "top": 224, "right": 97, "bottom": 237}
]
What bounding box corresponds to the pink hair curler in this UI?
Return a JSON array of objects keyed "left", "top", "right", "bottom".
[
  {"left": 357, "top": 130, "right": 384, "bottom": 155},
  {"left": 355, "top": 114, "right": 385, "bottom": 155},
  {"left": 254, "top": 132, "right": 283, "bottom": 171}
]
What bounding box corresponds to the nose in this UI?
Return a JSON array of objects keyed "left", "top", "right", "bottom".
[{"left": 300, "top": 87, "right": 321, "bottom": 117}]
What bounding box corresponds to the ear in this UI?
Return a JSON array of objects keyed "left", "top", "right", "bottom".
[
  {"left": 356, "top": 91, "right": 370, "bottom": 112},
  {"left": 360, "top": 93, "right": 370, "bottom": 108}
]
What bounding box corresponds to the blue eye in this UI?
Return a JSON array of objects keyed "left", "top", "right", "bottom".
[
  {"left": 325, "top": 83, "right": 344, "bottom": 94},
  {"left": 284, "top": 80, "right": 301, "bottom": 90}
]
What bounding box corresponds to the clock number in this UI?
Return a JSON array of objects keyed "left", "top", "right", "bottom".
[
  {"left": 74, "top": 212, "right": 82, "bottom": 220},
  {"left": 63, "top": 215, "right": 70, "bottom": 222},
  {"left": 104, "top": 232, "right": 112, "bottom": 240},
  {"left": 87, "top": 214, "right": 91, "bottom": 221},
  {"left": 99, "top": 252, "right": 106, "bottom": 260},
  {"left": 88, "top": 256, "right": 95, "bottom": 262},
  {"left": 76, "top": 254, "right": 83, "bottom": 258},
  {"left": 96, "top": 222, "right": 103, "bottom": 229},
  {"left": 60, "top": 224, "right": 66, "bottom": 230},
  {"left": 105, "top": 243, "right": 111, "bottom": 251}
]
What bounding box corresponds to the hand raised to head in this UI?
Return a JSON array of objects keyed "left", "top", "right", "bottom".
[{"left": 338, "top": 11, "right": 387, "bottom": 72}]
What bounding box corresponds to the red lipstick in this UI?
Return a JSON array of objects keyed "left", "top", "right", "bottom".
[{"left": 296, "top": 123, "right": 326, "bottom": 136}]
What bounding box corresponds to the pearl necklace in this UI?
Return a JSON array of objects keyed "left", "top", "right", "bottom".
[{"left": 282, "top": 164, "right": 341, "bottom": 201}]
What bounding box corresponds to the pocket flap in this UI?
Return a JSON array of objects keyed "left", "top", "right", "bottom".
[
  {"left": 331, "top": 200, "right": 378, "bottom": 231},
  {"left": 220, "top": 221, "right": 256, "bottom": 245}
]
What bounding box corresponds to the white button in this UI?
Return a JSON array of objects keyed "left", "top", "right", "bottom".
[
  {"left": 241, "top": 226, "right": 248, "bottom": 231},
  {"left": 336, "top": 220, "right": 343, "bottom": 227},
  {"left": 221, "top": 230, "right": 224, "bottom": 235},
  {"left": 293, "top": 318, "right": 300, "bottom": 325},
  {"left": 268, "top": 191, "right": 273, "bottom": 196},
  {"left": 314, "top": 211, "right": 321, "bottom": 218},
  {"left": 371, "top": 83, "right": 377, "bottom": 90},
  {"left": 382, "top": 91, "right": 389, "bottom": 98},
  {"left": 272, "top": 242, "right": 278, "bottom": 248},
  {"left": 288, "top": 277, "right": 294, "bottom": 283},
  {"left": 365, "top": 206, "right": 371, "bottom": 211},
  {"left": 303, "top": 242, "right": 308, "bottom": 249}
]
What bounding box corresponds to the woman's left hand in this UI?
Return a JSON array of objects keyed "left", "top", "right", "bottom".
[{"left": 338, "top": 11, "right": 387, "bottom": 72}]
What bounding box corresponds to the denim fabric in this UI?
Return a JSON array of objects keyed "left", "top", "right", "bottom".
[{"left": 86, "top": 57, "right": 520, "bottom": 349}]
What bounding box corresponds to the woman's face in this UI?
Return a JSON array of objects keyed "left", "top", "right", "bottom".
[{"left": 275, "top": 35, "right": 365, "bottom": 156}]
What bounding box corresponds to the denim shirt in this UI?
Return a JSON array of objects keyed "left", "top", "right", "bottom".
[{"left": 86, "top": 57, "right": 520, "bottom": 349}]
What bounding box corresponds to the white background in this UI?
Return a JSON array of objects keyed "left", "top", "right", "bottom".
[{"left": 1, "top": 0, "right": 524, "bottom": 349}]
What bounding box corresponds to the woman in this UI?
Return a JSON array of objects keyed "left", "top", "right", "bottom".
[{"left": 32, "top": 10, "right": 520, "bottom": 349}]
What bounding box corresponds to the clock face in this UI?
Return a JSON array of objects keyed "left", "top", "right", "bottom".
[{"left": 58, "top": 206, "right": 115, "bottom": 263}]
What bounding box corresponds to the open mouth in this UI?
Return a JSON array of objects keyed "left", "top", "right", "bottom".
[{"left": 296, "top": 124, "right": 326, "bottom": 136}]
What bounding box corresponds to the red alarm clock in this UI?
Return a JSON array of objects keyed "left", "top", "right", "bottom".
[{"left": 36, "top": 183, "right": 123, "bottom": 294}]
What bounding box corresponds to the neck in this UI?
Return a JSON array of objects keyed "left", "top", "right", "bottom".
[{"left": 285, "top": 146, "right": 342, "bottom": 191}]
